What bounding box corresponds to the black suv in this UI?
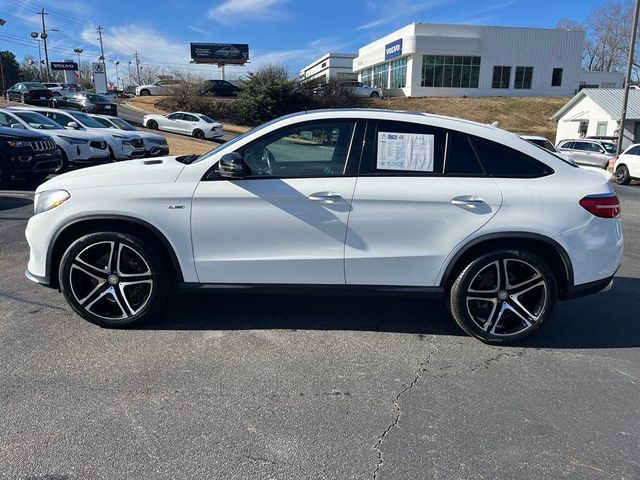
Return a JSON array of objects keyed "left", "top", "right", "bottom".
[
  {"left": 198, "top": 80, "right": 240, "bottom": 97},
  {"left": 0, "top": 127, "right": 63, "bottom": 187}
]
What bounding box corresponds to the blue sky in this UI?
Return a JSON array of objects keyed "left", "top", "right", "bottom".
[{"left": 0, "top": 0, "right": 608, "bottom": 80}]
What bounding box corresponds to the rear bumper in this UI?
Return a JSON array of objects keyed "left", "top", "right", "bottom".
[{"left": 565, "top": 273, "right": 616, "bottom": 300}]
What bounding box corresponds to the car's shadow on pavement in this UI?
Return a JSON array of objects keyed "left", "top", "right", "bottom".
[
  {"left": 0, "top": 196, "right": 32, "bottom": 211},
  {"left": 142, "top": 276, "right": 640, "bottom": 349}
]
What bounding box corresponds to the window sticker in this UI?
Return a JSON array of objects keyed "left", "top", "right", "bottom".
[{"left": 377, "top": 132, "right": 434, "bottom": 171}]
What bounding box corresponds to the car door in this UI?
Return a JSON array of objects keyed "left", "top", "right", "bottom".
[
  {"left": 191, "top": 119, "right": 364, "bottom": 284},
  {"left": 582, "top": 142, "right": 608, "bottom": 168},
  {"left": 161, "top": 113, "right": 184, "bottom": 133},
  {"left": 345, "top": 122, "right": 503, "bottom": 287},
  {"left": 180, "top": 114, "right": 199, "bottom": 134},
  {"left": 567, "top": 141, "right": 591, "bottom": 166},
  {"left": 625, "top": 146, "right": 640, "bottom": 177}
]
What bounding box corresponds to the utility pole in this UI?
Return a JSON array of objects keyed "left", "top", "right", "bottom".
[
  {"left": 134, "top": 51, "right": 141, "bottom": 85},
  {"left": 128, "top": 60, "right": 132, "bottom": 87},
  {"left": 96, "top": 26, "right": 106, "bottom": 85},
  {"left": 40, "top": 9, "right": 50, "bottom": 82},
  {"left": 618, "top": 0, "right": 640, "bottom": 156},
  {"left": 0, "top": 18, "right": 6, "bottom": 97}
]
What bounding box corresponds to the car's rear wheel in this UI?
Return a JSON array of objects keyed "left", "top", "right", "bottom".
[
  {"left": 615, "top": 164, "right": 631, "bottom": 185},
  {"left": 59, "top": 231, "right": 169, "bottom": 327},
  {"left": 448, "top": 250, "right": 557, "bottom": 344},
  {"left": 147, "top": 120, "right": 158, "bottom": 130},
  {"left": 370, "top": 92, "right": 379, "bottom": 98},
  {"left": 140, "top": 89, "right": 150, "bottom": 96},
  {"left": 193, "top": 129, "right": 205, "bottom": 140}
]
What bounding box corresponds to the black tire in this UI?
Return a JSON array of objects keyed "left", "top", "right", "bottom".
[
  {"left": 147, "top": 120, "right": 158, "bottom": 130},
  {"left": 448, "top": 250, "right": 557, "bottom": 344},
  {"left": 57, "top": 149, "right": 70, "bottom": 173},
  {"left": 80, "top": 107, "right": 88, "bottom": 113},
  {"left": 140, "top": 89, "right": 151, "bottom": 96},
  {"left": 615, "top": 164, "right": 631, "bottom": 185},
  {"left": 193, "top": 129, "right": 205, "bottom": 140},
  {"left": 370, "top": 92, "right": 380, "bottom": 98},
  {"left": 58, "top": 231, "right": 170, "bottom": 327},
  {"left": 0, "top": 159, "right": 10, "bottom": 188}
]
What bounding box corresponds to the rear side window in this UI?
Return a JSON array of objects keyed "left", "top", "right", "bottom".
[
  {"left": 559, "top": 141, "right": 573, "bottom": 149},
  {"left": 572, "top": 142, "right": 588, "bottom": 151},
  {"left": 585, "top": 142, "right": 604, "bottom": 153},
  {"left": 445, "top": 132, "right": 484, "bottom": 175},
  {"left": 470, "top": 138, "right": 553, "bottom": 178},
  {"left": 361, "top": 120, "right": 446, "bottom": 175}
]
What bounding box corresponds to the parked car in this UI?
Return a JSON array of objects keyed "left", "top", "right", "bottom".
[
  {"left": 614, "top": 143, "right": 640, "bottom": 184},
  {"left": 339, "top": 81, "right": 383, "bottom": 98},
  {"left": 135, "top": 80, "right": 180, "bottom": 96},
  {"left": 12, "top": 107, "right": 145, "bottom": 161},
  {"left": 0, "top": 108, "right": 110, "bottom": 170},
  {"left": 5, "top": 82, "right": 54, "bottom": 105},
  {"left": 198, "top": 80, "right": 240, "bottom": 97},
  {"left": 215, "top": 46, "right": 241, "bottom": 58},
  {"left": 89, "top": 114, "right": 169, "bottom": 157},
  {"left": 520, "top": 135, "right": 558, "bottom": 153},
  {"left": 0, "top": 126, "right": 62, "bottom": 187},
  {"left": 42, "top": 82, "right": 66, "bottom": 97},
  {"left": 555, "top": 139, "right": 616, "bottom": 169},
  {"left": 51, "top": 92, "right": 118, "bottom": 115},
  {"left": 143, "top": 111, "right": 224, "bottom": 140},
  {"left": 25, "top": 109, "right": 622, "bottom": 344}
]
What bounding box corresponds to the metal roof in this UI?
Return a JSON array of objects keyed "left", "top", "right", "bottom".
[{"left": 551, "top": 88, "right": 640, "bottom": 121}]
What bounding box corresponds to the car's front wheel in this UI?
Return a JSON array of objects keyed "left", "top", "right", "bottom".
[
  {"left": 615, "top": 164, "right": 631, "bottom": 185},
  {"left": 59, "top": 231, "right": 169, "bottom": 327},
  {"left": 147, "top": 120, "right": 158, "bottom": 130},
  {"left": 448, "top": 250, "right": 557, "bottom": 344}
]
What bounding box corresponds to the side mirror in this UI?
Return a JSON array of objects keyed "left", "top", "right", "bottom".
[
  {"left": 67, "top": 121, "right": 79, "bottom": 129},
  {"left": 217, "top": 152, "right": 246, "bottom": 179},
  {"left": 10, "top": 123, "right": 26, "bottom": 129}
]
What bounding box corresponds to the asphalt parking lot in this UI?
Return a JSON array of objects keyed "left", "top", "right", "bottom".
[{"left": 0, "top": 183, "right": 639, "bottom": 479}]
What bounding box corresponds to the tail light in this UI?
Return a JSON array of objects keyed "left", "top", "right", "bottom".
[{"left": 579, "top": 194, "right": 621, "bottom": 218}]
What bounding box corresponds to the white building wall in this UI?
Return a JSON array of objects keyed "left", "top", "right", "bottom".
[
  {"left": 554, "top": 96, "right": 615, "bottom": 144},
  {"left": 300, "top": 53, "right": 357, "bottom": 82},
  {"left": 354, "top": 23, "right": 584, "bottom": 98},
  {"left": 579, "top": 71, "right": 625, "bottom": 89}
]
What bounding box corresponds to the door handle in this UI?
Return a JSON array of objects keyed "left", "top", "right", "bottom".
[
  {"left": 451, "top": 195, "right": 486, "bottom": 207},
  {"left": 308, "top": 192, "right": 343, "bottom": 203}
]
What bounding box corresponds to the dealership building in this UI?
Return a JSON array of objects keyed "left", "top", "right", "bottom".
[
  {"left": 352, "top": 22, "right": 585, "bottom": 97},
  {"left": 299, "top": 52, "right": 358, "bottom": 83}
]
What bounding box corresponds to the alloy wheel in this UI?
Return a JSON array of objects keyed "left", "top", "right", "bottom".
[
  {"left": 465, "top": 258, "right": 548, "bottom": 338},
  {"left": 68, "top": 240, "right": 154, "bottom": 321}
]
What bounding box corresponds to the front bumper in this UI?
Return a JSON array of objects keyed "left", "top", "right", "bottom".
[
  {"left": 70, "top": 154, "right": 111, "bottom": 167},
  {"left": 10, "top": 150, "right": 63, "bottom": 176}
]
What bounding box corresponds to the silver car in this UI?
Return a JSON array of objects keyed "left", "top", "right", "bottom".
[
  {"left": 556, "top": 139, "right": 616, "bottom": 169},
  {"left": 340, "top": 81, "right": 383, "bottom": 98}
]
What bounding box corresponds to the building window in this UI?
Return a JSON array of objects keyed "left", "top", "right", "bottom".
[
  {"left": 373, "top": 63, "right": 389, "bottom": 88},
  {"left": 321, "top": 62, "right": 327, "bottom": 68},
  {"left": 492, "top": 66, "right": 511, "bottom": 89},
  {"left": 552, "top": 68, "right": 563, "bottom": 87},
  {"left": 596, "top": 121, "right": 607, "bottom": 136},
  {"left": 389, "top": 57, "right": 407, "bottom": 88},
  {"left": 361, "top": 68, "right": 373, "bottom": 87},
  {"left": 421, "top": 56, "right": 481, "bottom": 88},
  {"left": 514, "top": 66, "right": 533, "bottom": 89}
]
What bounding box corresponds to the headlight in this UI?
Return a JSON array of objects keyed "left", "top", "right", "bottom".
[
  {"left": 34, "top": 189, "right": 70, "bottom": 214},
  {"left": 6, "top": 140, "right": 30, "bottom": 148},
  {"left": 58, "top": 135, "right": 88, "bottom": 145}
]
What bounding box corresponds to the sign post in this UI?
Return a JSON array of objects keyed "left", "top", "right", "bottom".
[{"left": 92, "top": 62, "right": 107, "bottom": 93}]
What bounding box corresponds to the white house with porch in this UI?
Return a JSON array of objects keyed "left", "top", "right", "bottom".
[{"left": 551, "top": 89, "right": 640, "bottom": 148}]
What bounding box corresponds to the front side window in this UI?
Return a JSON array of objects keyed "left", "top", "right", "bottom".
[
  {"left": 389, "top": 57, "right": 407, "bottom": 88},
  {"left": 239, "top": 121, "right": 356, "bottom": 178},
  {"left": 470, "top": 137, "right": 553, "bottom": 178},
  {"left": 552, "top": 68, "right": 563, "bottom": 87},
  {"left": 44, "top": 112, "right": 75, "bottom": 127},
  {"left": 586, "top": 142, "right": 605, "bottom": 153},
  {"left": 422, "top": 55, "right": 481, "bottom": 89},
  {"left": 167, "top": 113, "right": 184, "bottom": 120},
  {"left": 514, "top": 67, "right": 533, "bottom": 89},
  {"left": 15, "top": 111, "right": 63, "bottom": 129},
  {"left": 492, "top": 66, "right": 511, "bottom": 89}
]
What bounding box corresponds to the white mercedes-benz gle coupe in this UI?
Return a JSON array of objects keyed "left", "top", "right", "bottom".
[{"left": 25, "top": 109, "right": 623, "bottom": 344}]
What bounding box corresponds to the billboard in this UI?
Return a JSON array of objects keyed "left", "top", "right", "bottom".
[
  {"left": 190, "top": 43, "right": 249, "bottom": 65},
  {"left": 51, "top": 61, "right": 78, "bottom": 71},
  {"left": 384, "top": 39, "right": 403, "bottom": 61}
]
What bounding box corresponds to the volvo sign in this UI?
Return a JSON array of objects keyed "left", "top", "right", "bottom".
[
  {"left": 384, "top": 39, "right": 403, "bottom": 61},
  {"left": 51, "top": 61, "right": 78, "bottom": 71},
  {"left": 190, "top": 43, "right": 249, "bottom": 65}
]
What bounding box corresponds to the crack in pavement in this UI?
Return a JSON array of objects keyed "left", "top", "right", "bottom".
[{"left": 372, "top": 348, "right": 437, "bottom": 480}]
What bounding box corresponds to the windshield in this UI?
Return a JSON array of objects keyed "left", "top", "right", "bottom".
[
  {"left": 601, "top": 142, "right": 617, "bottom": 154},
  {"left": 527, "top": 138, "right": 558, "bottom": 153},
  {"left": 68, "top": 111, "right": 109, "bottom": 128},
  {"left": 110, "top": 117, "right": 137, "bottom": 131},
  {"left": 92, "top": 117, "right": 115, "bottom": 128},
  {"left": 14, "top": 111, "right": 63, "bottom": 130}
]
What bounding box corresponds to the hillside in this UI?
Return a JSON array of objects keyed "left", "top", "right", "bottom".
[{"left": 365, "top": 96, "right": 569, "bottom": 140}]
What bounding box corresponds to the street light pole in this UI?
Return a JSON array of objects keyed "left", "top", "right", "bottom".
[
  {"left": 0, "top": 18, "right": 6, "bottom": 97},
  {"left": 30, "top": 32, "right": 43, "bottom": 80},
  {"left": 618, "top": 0, "right": 640, "bottom": 155}
]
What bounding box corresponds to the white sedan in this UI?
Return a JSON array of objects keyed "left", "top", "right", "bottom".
[
  {"left": 25, "top": 109, "right": 623, "bottom": 344},
  {"left": 143, "top": 111, "right": 224, "bottom": 140}
]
